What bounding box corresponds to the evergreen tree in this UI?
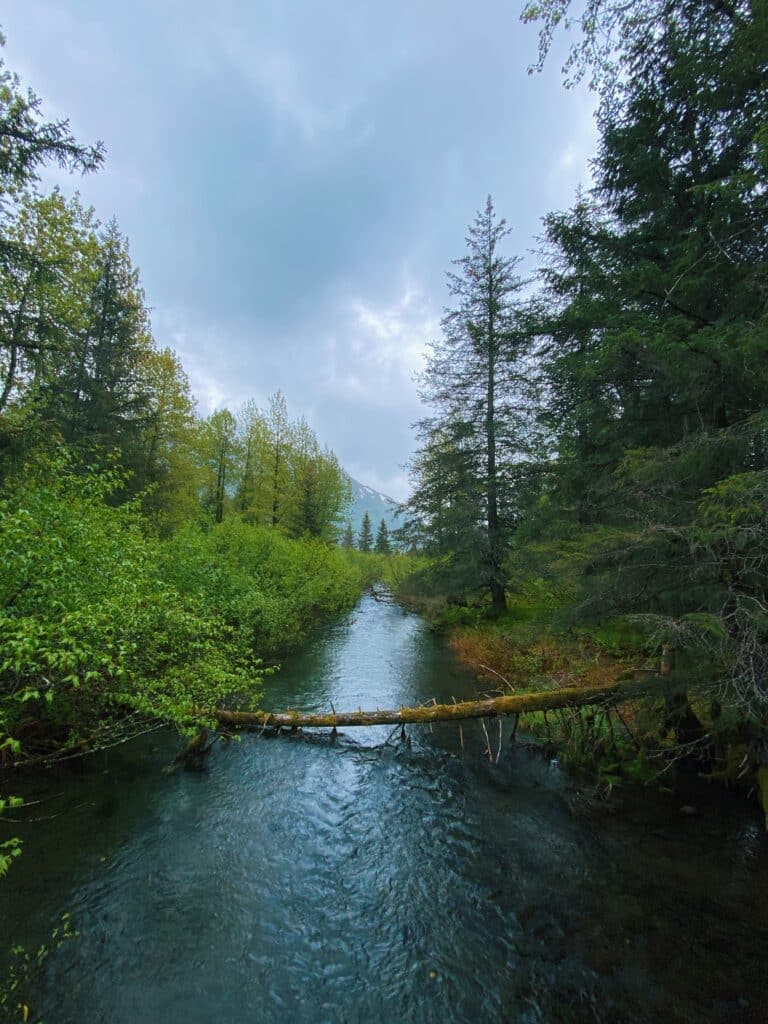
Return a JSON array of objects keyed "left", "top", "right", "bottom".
[
  {"left": 405, "top": 197, "right": 531, "bottom": 612},
  {"left": 40, "top": 220, "right": 154, "bottom": 473},
  {"left": 532, "top": 0, "right": 768, "bottom": 532},
  {"left": 358, "top": 511, "right": 373, "bottom": 553},
  {"left": 341, "top": 522, "right": 355, "bottom": 549},
  {"left": 374, "top": 518, "right": 391, "bottom": 554},
  {"left": 0, "top": 190, "right": 96, "bottom": 429},
  {"left": 0, "top": 34, "right": 103, "bottom": 194},
  {"left": 288, "top": 418, "right": 350, "bottom": 541},
  {"left": 522, "top": 0, "right": 768, "bottom": 718}
]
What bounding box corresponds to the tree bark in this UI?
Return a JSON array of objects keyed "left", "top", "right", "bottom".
[{"left": 485, "top": 252, "right": 506, "bottom": 615}]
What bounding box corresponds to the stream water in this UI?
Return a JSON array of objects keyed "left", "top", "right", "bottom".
[{"left": 2, "top": 593, "right": 767, "bottom": 1023}]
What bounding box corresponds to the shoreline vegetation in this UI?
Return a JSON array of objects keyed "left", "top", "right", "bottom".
[
  {"left": 388, "top": 572, "right": 768, "bottom": 823},
  {"left": 387, "top": 1, "right": 768, "bottom": 820},
  {"left": 1, "top": 457, "right": 390, "bottom": 772},
  {"left": 2, "top": 0, "right": 767, "bottom": 861}
]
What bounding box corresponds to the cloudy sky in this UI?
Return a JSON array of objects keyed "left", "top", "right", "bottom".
[{"left": 3, "top": 1, "right": 596, "bottom": 499}]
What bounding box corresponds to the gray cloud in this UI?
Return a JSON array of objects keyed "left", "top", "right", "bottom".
[{"left": 3, "top": 1, "right": 596, "bottom": 499}]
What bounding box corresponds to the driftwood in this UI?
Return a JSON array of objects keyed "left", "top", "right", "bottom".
[{"left": 209, "top": 677, "right": 667, "bottom": 731}]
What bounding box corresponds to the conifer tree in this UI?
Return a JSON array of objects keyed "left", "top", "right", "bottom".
[
  {"left": 521, "top": 0, "right": 768, "bottom": 718},
  {"left": 341, "top": 522, "right": 355, "bottom": 549},
  {"left": 358, "top": 511, "right": 373, "bottom": 553},
  {"left": 374, "top": 518, "right": 391, "bottom": 554},
  {"left": 405, "top": 197, "right": 531, "bottom": 611},
  {"left": 41, "top": 220, "right": 154, "bottom": 475}
]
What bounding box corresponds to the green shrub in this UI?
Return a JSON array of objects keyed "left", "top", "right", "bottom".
[
  {"left": 0, "top": 459, "right": 261, "bottom": 753},
  {"left": 161, "top": 518, "right": 367, "bottom": 657}
]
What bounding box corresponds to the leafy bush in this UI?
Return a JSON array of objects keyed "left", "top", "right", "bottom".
[
  {"left": 0, "top": 457, "right": 373, "bottom": 761},
  {"left": 161, "top": 518, "right": 368, "bottom": 657},
  {"left": 0, "top": 459, "right": 262, "bottom": 755}
]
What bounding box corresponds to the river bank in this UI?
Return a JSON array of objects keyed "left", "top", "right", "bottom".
[
  {"left": 391, "top": 586, "right": 768, "bottom": 819},
  {"left": 0, "top": 467, "right": 379, "bottom": 769}
]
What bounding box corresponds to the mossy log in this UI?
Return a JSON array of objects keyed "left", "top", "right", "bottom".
[{"left": 209, "top": 678, "right": 667, "bottom": 731}]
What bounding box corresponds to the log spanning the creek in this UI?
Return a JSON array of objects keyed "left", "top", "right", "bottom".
[{"left": 209, "top": 677, "right": 665, "bottom": 731}]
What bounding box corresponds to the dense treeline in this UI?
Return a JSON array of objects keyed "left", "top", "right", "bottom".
[
  {"left": 0, "top": 31, "right": 366, "bottom": 807},
  {"left": 400, "top": 0, "right": 768, "bottom": 774},
  {"left": 0, "top": 186, "right": 350, "bottom": 539}
]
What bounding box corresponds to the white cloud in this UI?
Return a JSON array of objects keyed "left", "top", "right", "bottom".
[
  {"left": 322, "top": 276, "right": 438, "bottom": 408},
  {"left": 154, "top": 309, "right": 258, "bottom": 415}
]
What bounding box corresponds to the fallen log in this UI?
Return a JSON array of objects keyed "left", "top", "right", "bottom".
[{"left": 209, "top": 677, "right": 667, "bottom": 731}]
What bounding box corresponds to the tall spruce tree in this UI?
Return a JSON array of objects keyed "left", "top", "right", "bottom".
[
  {"left": 405, "top": 197, "right": 530, "bottom": 612},
  {"left": 358, "top": 511, "right": 373, "bottom": 553},
  {"left": 341, "top": 521, "right": 355, "bottom": 549},
  {"left": 32, "top": 219, "right": 155, "bottom": 481},
  {"left": 374, "top": 518, "right": 391, "bottom": 554}
]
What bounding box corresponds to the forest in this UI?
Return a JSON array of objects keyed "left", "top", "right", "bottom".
[
  {"left": 0, "top": 23, "right": 397, "bottom": 882},
  {"left": 0, "top": 0, "right": 765, "bottom": 842},
  {"left": 0, "top": 1, "right": 767, "bottom": 1020},
  {"left": 397, "top": 0, "right": 768, "bottom": 792}
]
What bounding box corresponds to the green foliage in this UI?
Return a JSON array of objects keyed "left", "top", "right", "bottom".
[
  {"left": 374, "top": 518, "right": 391, "bottom": 554},
  {"left": 161, "top": 517, "right": 367, "bottom": 658},
  {"left": 515, "top": 0, "right": 768, "bottom": 737},
  {"left": 0, "top": 455, "right": 264, "bottom": 752},
  {"left": 193, "top": 393, "right": 351, "bottom": 541},
  {"left": 0, "top": 838, "right": 21, "bottom": 880},
  {"left": 0, "top": 455, "right": 371, "bottom": 762},
  {"left": 0, "top": 794, "right": 22, "bottom": 879},
  {"left": 0, "top": 913, "right": 77, "bottom": 1024}
]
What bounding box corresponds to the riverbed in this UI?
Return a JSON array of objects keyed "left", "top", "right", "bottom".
[{"left": 2, "top": 593, "right": 767, "bottom": 1023}]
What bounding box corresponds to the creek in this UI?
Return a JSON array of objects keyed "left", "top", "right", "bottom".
[{"left": 2, "top": 593, "right": 767, "bottom": 1023}]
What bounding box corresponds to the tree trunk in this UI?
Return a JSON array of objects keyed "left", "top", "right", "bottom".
[
  {"left": 207, "top": 677, "right": 667, "bottom": 731},
  {"left": 215, "top": 446, "right": 226, "bottom": 524},
  {"left": 485, "top": 295, "right": 506, "bottom": 615},
  {"left": 0, "top": 272, "right": 34, "bottom": 413}
]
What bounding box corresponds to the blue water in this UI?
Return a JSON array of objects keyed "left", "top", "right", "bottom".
[{"left": 2, "top": 594, "right": 767, "bottom": 1023}]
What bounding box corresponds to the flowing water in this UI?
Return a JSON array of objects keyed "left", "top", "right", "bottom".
[{"left": 2, "top": 593, "right": 767, "bottom": 1023}]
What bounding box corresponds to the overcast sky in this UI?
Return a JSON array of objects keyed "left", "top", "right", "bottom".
[{"left": 3, "top": 1, "right": 596, "bottom": 499}]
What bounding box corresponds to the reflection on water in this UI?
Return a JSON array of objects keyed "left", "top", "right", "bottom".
[{"left": 2, "top": 594, "right": 767, "bottom": 1023}]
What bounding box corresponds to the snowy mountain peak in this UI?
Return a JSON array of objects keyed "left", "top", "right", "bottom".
[{"left": 345, "top": 475, "right": 399, "bottom": 534}]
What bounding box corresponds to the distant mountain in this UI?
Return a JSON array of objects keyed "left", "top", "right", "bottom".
[{"left": 344, "top": 475, "right": 400, "bottom": 538}]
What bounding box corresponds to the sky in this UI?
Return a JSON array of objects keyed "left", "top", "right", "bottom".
[{"left": 3, "top": 1, "right": 597, "bottom": 500}]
